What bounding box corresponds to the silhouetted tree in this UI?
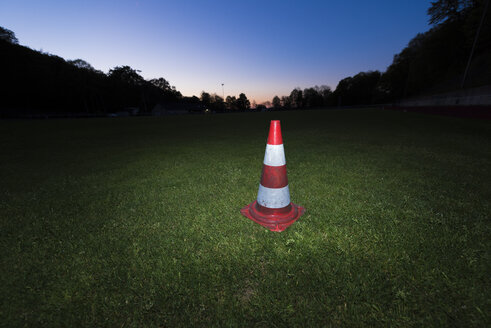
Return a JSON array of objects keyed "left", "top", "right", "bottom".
[
  {"left": 316, "top": 85, "right": 333, "bottom": 105},
  {"left": 67, "top": 59, "right": 95, "bottom": 71},
  {"left": 333, "top": 71, "right": 381, "bottom": 106},
  {"left": 0, "top": 26, "right": 18, "bottom": 44},
  {"left": 200, "top": 91, "right": 211, "bottom": 107},
  {"left": 183, "top": 95, "right": 201, "bottom": 104},
  {"left": 289, "top": 88, "right": 304, "bottom": 108},
  {"left": 226, "top": 96, "right": 237, "bottom": 111},
  {"left": 149, "top": 77, "right": 171, "bottom": 91},
  {"left": 109, "top": 66, "right": 144, "bottom": 85},
  {"left": 281, "top": 96, "right": 291, "bottom": 109},
  {"left": 303, "top": 87, "right": 324, "bottom": 108},
  {"left": 236, "top": 93, "right": 251, "bottom": 111},
  {"left": 428, "top": 0, "right": 473, "bottom": 24},
  {"left": 210, "top": 93, "right": 225, "bottom": 112},
  {"left": 172, "top": 87, "right": 182, "bottom": 99},
  {"left": 272, "top": 95, "right": 281, "bottom": 109}
]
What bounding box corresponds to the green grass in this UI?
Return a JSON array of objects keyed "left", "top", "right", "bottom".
[{"left": 1, "top": 109, "right": 490, "bottom": 327}]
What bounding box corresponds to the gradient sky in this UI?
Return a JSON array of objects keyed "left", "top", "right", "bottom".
[{"left": 1, "top": 0, "right": 432, "bottom": 103}]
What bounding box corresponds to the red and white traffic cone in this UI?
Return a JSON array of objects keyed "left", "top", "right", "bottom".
[{"left": 241, "top": 120, "right": 305, "bottom": 232}]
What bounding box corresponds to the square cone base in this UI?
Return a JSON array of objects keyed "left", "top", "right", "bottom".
[{"left": 240, "top": 200, "right": 305, "bottom": 232}]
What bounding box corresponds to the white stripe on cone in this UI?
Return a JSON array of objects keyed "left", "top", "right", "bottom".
[
  {"left": 257, "top": 185, "right": 291, "bottom": 208},
  {"left": 263, "top": 144, "right": 286, "bottom": 166},
  {"left": 258, "top": 136, "right": 290, "bottom": 209}
]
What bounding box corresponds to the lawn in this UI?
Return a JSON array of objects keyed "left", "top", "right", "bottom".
[{"left": 0, "top": 109, "right": 490, "bottom": 327}]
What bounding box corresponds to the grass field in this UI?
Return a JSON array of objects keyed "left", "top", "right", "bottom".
[{"left": 1, "top": 109, "right": 490, "bottom": 327}]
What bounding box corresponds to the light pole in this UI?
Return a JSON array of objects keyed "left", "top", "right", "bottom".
[
  {"left": 221, "top": 83, "right": 224, "bottom": 100},
  {"left": 461, "top": 0, "right": 489, "bottom": 89}
]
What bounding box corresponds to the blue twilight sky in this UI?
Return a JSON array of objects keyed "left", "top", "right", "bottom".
[{"left": 1, "top": 0, "right": 432, "bottom": 103}]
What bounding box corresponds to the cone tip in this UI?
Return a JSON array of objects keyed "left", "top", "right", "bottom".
[{"left": 267, "top": 120, "right": 283, "bottom": 145}]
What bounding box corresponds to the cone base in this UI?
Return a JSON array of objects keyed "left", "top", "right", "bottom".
[{"left": 240, "top": 200, "right": 305, "bottom": 232}]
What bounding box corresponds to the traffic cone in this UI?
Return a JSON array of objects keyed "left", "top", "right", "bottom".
[{"left": 241, "top": 120, "right": 305, "bottom": 232}]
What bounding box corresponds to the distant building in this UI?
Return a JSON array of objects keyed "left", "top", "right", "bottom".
[
  {"left": 151, "top": 102, "right": 208, "bottom": 115},
  {"left": 108, "top": 107, "right": 139, "bottom": 117}
]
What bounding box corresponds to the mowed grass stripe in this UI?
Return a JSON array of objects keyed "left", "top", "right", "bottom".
[{"left": 0, "top": 109, "right": 490, "bottom": 326}]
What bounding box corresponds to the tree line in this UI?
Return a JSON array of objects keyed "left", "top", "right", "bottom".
[
  {"left": 198, "top": 92, "right": 252, "bottom": 112},
  {"left": 269, "top": 0, "right": 490, "bottom": 109},
  {"left": 0, "top": 28, "right": 256, "bottom": 117},
  {"left": 1, "top": 0, "right": 489, "bottom": 117},
  {"left": 0, "top": 29, "right": 185, "bottom": 116}
]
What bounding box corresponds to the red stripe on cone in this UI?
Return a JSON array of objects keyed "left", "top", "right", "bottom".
[
  {"left": 255, "top": 202, "right": 292, "bottom": 215},
  {"left": 260, "top": 164, "right": 288, "bottom": 188},
  {"left": 267, "top": 120, "right": 283, "bottom": 145}
]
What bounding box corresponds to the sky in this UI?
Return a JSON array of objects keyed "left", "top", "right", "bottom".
[{"left": 0, "top": 0, "right": 432, "bottom": 104}]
